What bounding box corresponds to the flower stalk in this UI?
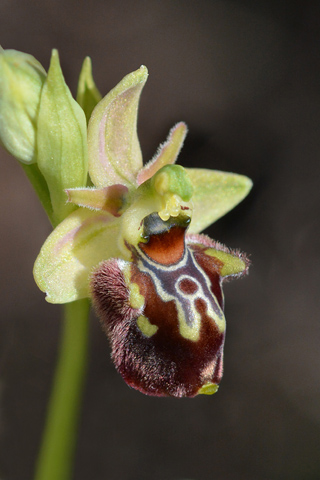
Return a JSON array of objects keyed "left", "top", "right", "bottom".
[{"left": 34, "top": 299, "right": 90, "bottom": 480}]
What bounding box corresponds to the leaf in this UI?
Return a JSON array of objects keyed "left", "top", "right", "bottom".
[
  {"left": 186, "top": 168, "right": 252, "bottom": 234},
  {"left": 76, "top": 56, "right": 102, "bottom": 124},
  {"left": 136, "top": 122, "right": 187, "bottom": 185},
  {"left": 37, "top": 49, "right": 88, "bottom": 224},
  {"left": 33, "top": 208, "right": 121, "bottom": 303},
  {"left": 87, "top": 65, "right": 148, "bottom": 188}
]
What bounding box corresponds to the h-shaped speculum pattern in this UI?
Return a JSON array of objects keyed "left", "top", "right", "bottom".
[{"left": 91, "top": 211, "right": 249, "bottom": 398}]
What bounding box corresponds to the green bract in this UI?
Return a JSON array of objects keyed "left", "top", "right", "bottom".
[
  {"left": 76, "top": 56, "right": 102, "bottom": 123},
  {"left": 0, "top": 48, "right": 252, "bottom": 304}
]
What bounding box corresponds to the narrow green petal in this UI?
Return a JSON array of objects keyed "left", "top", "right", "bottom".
[
  {"left": 37, "top": 50, "right": 88, "bottom": 224},
  {"left": 88, "top": 66, "right": 148, "bottom": 188},
  {"left": 33, "top": 208, "right": 121, "bottom": 304},
  {"left": 66, "top": 184, "right": 128, "bottom": 216},
  {"left": 76, "top": 56, "right": 102, "bottom": 124},
  {"left": 136, "top": 122, "right": 187, "bottom": 185},
  {"left": 0, "top": 48, "right": 46, "bottom": 163},
  {"left": 186, "top": 168, "right": 253, "bottom": 234}
]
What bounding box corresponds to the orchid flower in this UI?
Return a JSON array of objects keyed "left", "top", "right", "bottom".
[{"left": 1, "top": 48, "right": 252, "bottom": 399}]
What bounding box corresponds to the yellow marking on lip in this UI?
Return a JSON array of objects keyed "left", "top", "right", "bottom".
[
  {"left": 204, "top": 248, "right": 246, "bottom": 277},
  {"left": 197, "top": 383, "right": 219, "bottom": 395},
  {"left": 122, "top": 264, "right": 145, "bottom": 309},
  {"left": 128, "top": 282, "right": 145, "bottom": 309},
  {"left": 176, "top": 301, "right": 201, "bottom": 342},
  {"left": 137, "top": 315, "right": 158, "bottom": 337},
  {"left": 136, "top": 249, "right": 226, "bottom": 341}
]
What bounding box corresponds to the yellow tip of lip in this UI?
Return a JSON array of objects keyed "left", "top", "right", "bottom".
[{"left": 197, "top": 383, "right": 219, "bottom": 395}]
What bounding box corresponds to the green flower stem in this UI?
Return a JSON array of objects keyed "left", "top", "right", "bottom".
[
  {"left": 34, "top": 299, "right": 90, "bottom": 480},
  {"left": 21, "top": 163, "right": 55, "bottom": 226}
]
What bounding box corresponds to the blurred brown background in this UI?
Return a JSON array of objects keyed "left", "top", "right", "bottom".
[{"left": 1, "top": 1, "right": 320, "bottom": 479}]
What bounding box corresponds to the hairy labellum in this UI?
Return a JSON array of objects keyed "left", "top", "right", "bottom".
[{"left": 91, "top": 212, "right": 249, "bottom": 398}]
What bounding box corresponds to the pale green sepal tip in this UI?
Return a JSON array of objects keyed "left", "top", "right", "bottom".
[
  {"left": 197, "top": 383, "right": 219, "bottom": 395},
  {"left": 0, "top": 48, "right": 46, "bottom": 163},
  {"left": 87, "top": 65, "right": 148, "bottom": 188},
  {"left": 76, "top": 56, "right": 102, "bottom": 123},
  {"left": 37, "top": 49, "right": 88, "bottom": 224},
  {"left": 33, "top": 208, "right": 121, "bottom": 304},
  {"left": 186, "top": 168, "right": 253, "bottom": 234}
]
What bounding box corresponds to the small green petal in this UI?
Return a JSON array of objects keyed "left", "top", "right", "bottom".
[
  {"left": 87, "top": 65, "right": 148, "bottom": 188},
  {"left": 33, "top": 208, "right": 121, "bottom": 303},
  {"left": 137, "top": 122, "right": 187, "bottom": 185},
  {"left": 37, "top": 50, "right": 88, "bottom": 224},
  {"left": 0, "top": 48, "right": 46, "bottom": 163},
  {"left": 76, "top": 56, "right": 102, "bottom": 124},
  {"left": 66, "top": 184, "right": 128, "bottom": 216},
  {"left": 186, "top": 168, "right": 253, "bottom": 233}
]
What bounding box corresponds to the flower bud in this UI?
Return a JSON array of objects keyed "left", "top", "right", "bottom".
[
  {"left": 0, "top": 47, "right": 46, "bottom": 163},
  {"left": 76, "top": 56, "right": 102, "bottom": 123}
]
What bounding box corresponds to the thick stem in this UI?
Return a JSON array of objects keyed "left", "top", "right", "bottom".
[{"left": 34, "top": 299, "right": 90, "bottom": 480}]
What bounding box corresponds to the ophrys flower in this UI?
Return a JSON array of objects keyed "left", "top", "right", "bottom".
[{"left": 1, "top": 49, "right": 252, "bottom": 397}]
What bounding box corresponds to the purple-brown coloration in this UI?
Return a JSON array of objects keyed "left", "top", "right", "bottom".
[
  {"left": 91, "top": 213, "right": 249, "bottom": 397},
  {"left": 139, "top": 225, "right": 185, "bottom": 265}
]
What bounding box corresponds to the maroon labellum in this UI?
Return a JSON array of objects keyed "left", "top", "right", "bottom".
[{"left": 91, "top": 212, "right": 249, "bottom": 398}]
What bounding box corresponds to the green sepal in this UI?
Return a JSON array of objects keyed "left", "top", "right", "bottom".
[
  {"left": 33, "top": 208, "right": 121, "bottom": 303},
  {"left": 87, "top": 65, "right": 148, "bottom": 188},
  {"left": 186, "top": 168, "right": 253, "bottom": 233},
  {"left": 37, "top": 50, "right": 88, "bottom": 224},
  {"left": 76, "top": 57, "right": 102, "bottom": 124},
  {"left": 0, "top": 48, "right": 46, "bottom": 163}
]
